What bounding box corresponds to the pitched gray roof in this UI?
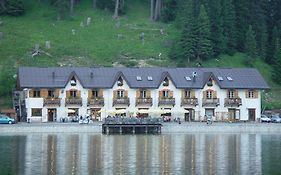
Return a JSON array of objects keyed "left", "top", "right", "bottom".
[{"left": 18, "top": 67, "right": 270, "bottom": 89}]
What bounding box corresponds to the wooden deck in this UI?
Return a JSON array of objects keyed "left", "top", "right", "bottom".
[{"left": 102, "top": 117, "right": 162, "bottom": 134}]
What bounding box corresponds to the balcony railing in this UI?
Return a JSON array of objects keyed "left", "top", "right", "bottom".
[
  {"left": 113, "top": 97, "right": 130, "bottom": 106},
  {"left": 202, "top": 98, "right": 220, "bottom": 106},
  {"left": 224, "top": 98, "right": 242, "bottom": 107},
  {"left": 181, "top": 98, "right": 198, "bottom": 106},
  {"left": 65, "top": 98, "right": 82, "bottom": 106},
  {"left": 88, "top": 98, "right": 104, "bottom": 106},
  {"left": 44, "top": 98, "right": 61, "bottom": 106},
  {"left": 158, "top": 98, "right": 175, "bottom": 106},
  {"left": 136, "top": 98, "right": 153, "bottom": 106}
]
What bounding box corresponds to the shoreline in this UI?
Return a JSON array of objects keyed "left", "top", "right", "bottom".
[{"left": 0, "top": 122, "right": 281, "bottom": 134}]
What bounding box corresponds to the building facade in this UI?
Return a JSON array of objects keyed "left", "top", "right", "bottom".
[{"left": 16, "top": 67, "right": 269, "bottom": 122}]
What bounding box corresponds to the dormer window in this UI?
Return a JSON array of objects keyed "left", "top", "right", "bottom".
[
  {"left": 207, "top": 78, "right": 213, "bottom": 86},
  {"left": 117, "top": 77, "right": 123, "bottom": 86},
  {"left": 163, "top": 77, "right": 169, "bottom": 86},
  {"left": 70, "top": 77, "right": 77, "bottom": 86}
]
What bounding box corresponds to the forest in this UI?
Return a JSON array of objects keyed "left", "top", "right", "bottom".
[{"left": 0, "top": 0, "right": 281, "bottom": 108}]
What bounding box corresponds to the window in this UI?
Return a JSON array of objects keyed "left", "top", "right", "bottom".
[
  {"left": 117, "top": 90, "right": 124, "bottom": 98},
  {"left": 31, "top": 108, "right": 42, "bottom": 116},
  {"left": 48, "top": 90, "right": 55, "bottom": 98},
  {"left": 92, "top": 90, "right": 98, "bottom": 98},
  {"left": 185, "top": 76, "right": 191, "bottom": 81},
  {"left": 117, "top": 77, "right": 123, "bottom": 86},
  {"left": 140, "top": 90, "right": 147, "bottom": 98},
  {"left": 147, "top": 76, "right": 153, "bottom": 81},
  {"left": 163, "top": 77, "right": 169, "bottom": 86},
  {"left": 218, "top": 77, "right": 223, "bottom": 81},
  {"left": 206, "top": 91, "right": 213, "bottom": 99},
  {"left": 136, "top": 76, "right": 142, "bottom": 81},
  {"left": 162, "top": 90, "right": 169, "bottom": 98},
  {"left": 70, "top": 90, "right": 77, "bottom": 98},
  {"left": 227, "top": 76, "right": 233, "bottom": 81},
  {"left": 185, "top": 90, "right": 191, "bottom": 98},
  {"left": 246, "top": 90, "right": 257, "bottom": 98},
  {"left": 207, "top": 78, "right": 213, "bottom": 86},
  {"left": 70, "top": 77, "right": 77, "bottom": 86},
  {"left": 33, "top": 90, "right": 41, "bottom": 97},
  {"left": 228, "top": 90, "right": 234, "bottom": 99}
]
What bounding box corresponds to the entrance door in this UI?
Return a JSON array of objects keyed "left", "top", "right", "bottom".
[
  {"left": 205, "top": 109, "right": 214, "bottom": 117},
  {"left": 48, "top": 109, "right": 56, "bottom": 122},
  {"left": 184, "top": 108, "right": 195, "bottom": 121},
  {"left": 91, "top": 108, "right": 101, "bottom": 121},
  {"left": 228, "top": 109, "right": 235, "bottom": 121},
  {"left": 248, "top": 109, "right": 256, "bottom": 121}
]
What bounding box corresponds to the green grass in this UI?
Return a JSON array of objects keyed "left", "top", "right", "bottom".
[
  {"left": 0, "top": 0, "right": 280, "bottom": 109},
  {"left": 0, "top": 0, "right": 177, "bottom": 68}
]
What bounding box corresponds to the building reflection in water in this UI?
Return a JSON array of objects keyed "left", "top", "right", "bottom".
[{"left": 1, "top": 133, "right": 278, "bottom": 175}]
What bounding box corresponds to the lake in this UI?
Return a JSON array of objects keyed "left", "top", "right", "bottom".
[{"left": 0, "top": 133, "right": 280, "bottom": 175}]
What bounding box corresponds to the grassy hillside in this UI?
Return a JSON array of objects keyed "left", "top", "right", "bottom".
[{"left": 0, "top": 0, "right": 280, "bottom": 109}]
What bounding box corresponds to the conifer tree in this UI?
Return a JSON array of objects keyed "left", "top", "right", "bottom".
[
  {"left": 272, "top": 39, "right": 281, "bottom": 83},
  {"left": 245, "top": 25, "right": 257, "bottom": 58},
  {"left": 221, "top": 0, "right": 236, "bottom": 54}
]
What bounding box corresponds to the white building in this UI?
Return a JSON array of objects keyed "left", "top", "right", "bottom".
[{"left": 16, "top": 67, "right": 269, "bottom": 122}]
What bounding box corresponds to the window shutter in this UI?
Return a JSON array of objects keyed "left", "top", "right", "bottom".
[
  {"left": 191, "top": 90, "right": 195, "bottom": 98},
  {"left": 159, "top": 91, "right": 162, "bottom": 98},
  {"left": 77, "top": 90, "right": 81, "bottom": 97},
  {"left": 113, "top": 90, "right": 117, "bottom": 99},
  {"left": 170, "top": 91, "right": 173, "bottom": 98},
  {"left": 66, "top": 90, "right": 70, "bottom": 98},
  {"left": 124, "top": 90, "right": 128, "bottom": 97},
  {"left": 41, "top": 89, "right": 48, "bottom": 98},
  {"left": 55, "top": 89, "right": 59, "bottom": 97},
  {"left": 245, "top": 90, "right": 249, "bottom": 98},
  {"left": 136, "top": 90, "right": 140, "bottom": 98},
  {"left": 88, "top": 90, "right": 92, "bottom": 99},
  {"left": 213, "top": 91, "right": 217, "bottom": 98},
  {"left": 29, "top": 90, "right": 33, "bottom": 97},
  {"left": 147, "top": 90, "right": 151, "bottom": 98},
  {"left": 181, "top": 90, "right": 185, "bottom": 99},
  {"left": 254, "top": 90, "right": 258, "bottom": 98},
  {"left": 234, "top": 90, "right": 238, "bottom": 98},
  {"left": 203, "top": 91, "right": 206, "bottom": 98},
  {"left": 99, "top": 89, "right": 103, "bottom": 97}
]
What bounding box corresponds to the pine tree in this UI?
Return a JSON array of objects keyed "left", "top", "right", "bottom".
[
  {"left": 205, "top": 0, "right": 223, "bottom": 57},
  {"left": 4, "top": 0, "right": 25, "bottom": 16},
  {"left": 195, "top": 4, "right": 212, "bottom": 61},
  {"left": 245, "top": 25, "right": 257, "bottom": 57},
  {"left": 245, "top": 25, "right": 257, "bottom": 66},
  {"left": 272, "top": 39, "right": 281, "bottom": 83},
  {"left": 221, "top": 0, "right": 236, "bottom": 55}
]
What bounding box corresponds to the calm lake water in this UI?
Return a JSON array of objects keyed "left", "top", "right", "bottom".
[{"left": 0, "top": 133, "right": 280, "bottom": 175}]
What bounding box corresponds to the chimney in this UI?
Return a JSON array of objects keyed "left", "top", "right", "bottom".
[
  {"left": 192, "top": 71, "right": 197, "bottom": 82},
  {"left": 90, "top": 72, "right": 94, "bottom": 78},
  {"left": 52, "top": 71, "right": 55, "bottom": 78}
]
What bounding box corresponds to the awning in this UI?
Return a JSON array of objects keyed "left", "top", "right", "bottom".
[
  {"left": 138, "top": 109, "right": 149, "bottom": 114},
  {"left": 115, "top": 109, "right": 127, "bottom": 114},
  {"left": 171, "top": 109, "right": 189, "bottom": 114},
  {"left": 67, "top": 109, "right": 76, "bottom": 113}
]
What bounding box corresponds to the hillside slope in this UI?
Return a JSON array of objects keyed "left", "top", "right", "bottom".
[{"left": 0, "top": 1, "right": 279, "bottom": 108}]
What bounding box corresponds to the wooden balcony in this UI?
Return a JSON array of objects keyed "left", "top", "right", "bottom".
[
  {"left": 136, "top": 98, "right": 153, "bottom": 106},
  {"left": 202, "top": 98, "right": 220, "bottom": 107},
  {"left": 224, "top": 98, "right": 242, "bottom": 107},
  {"left": 181, "top": 98, "right": 198, "bottom": 106},
  {"left": 113, "top": 97, "right": 130, "bottom": 106},
  {"left": 65, "top": 98, "right": 82, "bottom": 106},
  {"left": 88, "top": 98, "right": 104, "bottom": 106},
  {"left": 158, "top": 98, "right": 175, "bottom": 106},
  {"left": 43, "top": 98, "right": 61, "bottom": 106}
]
